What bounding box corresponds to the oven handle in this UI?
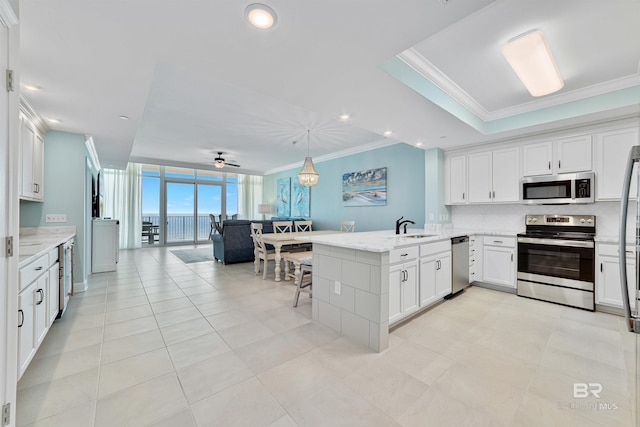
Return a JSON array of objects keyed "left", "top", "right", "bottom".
[
  {"left": 516, "top": 237, "right": 594, "bottom": 249},
  {"left": 619, "top": 145, "right": 640, "bottom": 333}
]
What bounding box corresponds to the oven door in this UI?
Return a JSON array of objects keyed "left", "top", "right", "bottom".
[{"left": 517, "top": 237, "right": 595, "bottom": 290}]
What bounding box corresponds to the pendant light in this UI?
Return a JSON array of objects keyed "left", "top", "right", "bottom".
[{"left": 297, "top": 129, "right": 319, "bottom": 187}]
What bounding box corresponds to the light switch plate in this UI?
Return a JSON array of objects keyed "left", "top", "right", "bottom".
[{"left": 334, "top": 281, "right": 341, "bottom": 295}]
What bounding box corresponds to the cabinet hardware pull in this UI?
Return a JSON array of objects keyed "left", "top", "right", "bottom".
[
  {"left": 462, "top": 192, "right": 465, "bottom": 200},
  {"left": 489, "top": 191, "right": 491, "bottom": 199},
  {"left": 492, "top": 191, "right": 495, "bottom": 199},
  {"left": 35, "top": 266, "right": 43, "bottom": 271},
  {"left": 511, "top": 253, "right": 513, "bottom": 262},
  {"left": 600, "top": 263, "right": 603, "bottom": 272},
  {"left": 36, "top": 289, "right": 44, "bottom": 305},
  {"left": 18, "top": 309, "right": 24, "bottom": 328},
  {"left": 401, "top": 253, "right": 408, "bottom": 257},
  {"left": 558, "top": 160, "right": 561, "bottom": 169},
  {"left": 493, "top": 240, "right": 503, "bottom": 244},
  {"left": 548, "top": 161, "right": 551, "bottom": 170}
]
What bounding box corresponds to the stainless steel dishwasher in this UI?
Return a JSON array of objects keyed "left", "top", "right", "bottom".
[{"left": 450, "top": 236, "right": 469, "bottom": 296}]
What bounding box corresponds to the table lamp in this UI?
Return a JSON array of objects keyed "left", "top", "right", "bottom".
[{"left": 258, "top": 204, "right": 271, "bottom": 220}]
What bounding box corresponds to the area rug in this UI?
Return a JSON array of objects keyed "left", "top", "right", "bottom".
[{"left": 170, "top": 248, "right": 214, "bottom": 264}]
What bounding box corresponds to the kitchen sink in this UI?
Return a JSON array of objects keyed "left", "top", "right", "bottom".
[{"left": 400, "top": 234, "right": 436, "bottom": 238}]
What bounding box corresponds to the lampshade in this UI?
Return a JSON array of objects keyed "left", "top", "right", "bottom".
[
  {"left": 298, "top": 129, "right": 319, "bottom": 187},
  {"left": 501, "top": 30, "right": 564, "bottom": 97},
  {"left": 258, "top": 204, "right": 271, "bottom": 214}
]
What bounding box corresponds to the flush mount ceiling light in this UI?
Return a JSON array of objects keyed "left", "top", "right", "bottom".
[
  {"left": 47, "top": 118, "right": 61, "bottom": 124},
  {"left": 338, "top": 113, "right": 350, "bottom": 120},
  {"left": 298, "top": 129, "right": 319, "bottom": 187},
  {"left": 383, "top": 130, "right": 393, "bottom": 136},
  {"left": 22, "top": 84, "right": 42, "bottom": 92},
  {"left": 245, "top": 3, "right": 277, "bottom": 29},
  {"left": 501, "top": 29, "right": 564, "bottom": 97}
]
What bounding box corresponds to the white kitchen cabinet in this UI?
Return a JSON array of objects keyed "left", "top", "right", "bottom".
[
  {"left": 596, "top": 243, "right": 636, "bottom": 309},
  {"left": 482, "top": 236, "right": 516, "bottom": 288},
  {"left": 419, "top": 240, "right": 452, "bottom": 308},
  {"left": 48, "top": 263, "right": 60, "bottom": 325},
  {"left": 522, "top": 135, "right": 592, "bottom": 176},
  {"left": 469, "top": 235, "right": 482, "bottom": 283},
  {"left": 468, "top": 147, "right": 520, "bottom": 203},
  {"left": 446, "top": 154, "right": 467, "bottom": 205},
  {"left": 595, "top": 127, "right": 639, "bottom": 200},
  {"left": 18, "top": 281, "right": 37, "bottom": 379},
  {"left": 19, "top": 113, "right": 45, "bottom": 201},
  {"left": 389, "top": 246, "right": 419, "bottom": 324}
]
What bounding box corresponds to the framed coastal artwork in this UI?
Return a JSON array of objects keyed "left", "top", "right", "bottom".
[
  {"left": 291, "top": 181, "right": 310, "bottom": 217},
  {"left": 276, "top": 177, "right": 291, "bottom": 217},
  {"left": 342, "top": 167, "right": 387, "bottom": 207}
]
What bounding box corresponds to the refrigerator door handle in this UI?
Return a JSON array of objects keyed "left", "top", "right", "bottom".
[{"left": 619, "top": 145, "right": 640, "bottom": 333}]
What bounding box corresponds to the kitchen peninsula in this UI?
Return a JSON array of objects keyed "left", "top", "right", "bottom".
[{"left": 303, "top": 228, "right": 519, "bottom": 352}]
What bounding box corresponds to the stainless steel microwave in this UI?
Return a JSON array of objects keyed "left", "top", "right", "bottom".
[{"left": 520, "top": 172, "right": 595, "bottom": 204}]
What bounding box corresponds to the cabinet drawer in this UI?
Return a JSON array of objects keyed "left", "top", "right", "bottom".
[
  {"left": 598, "top": 243, "right": 635, "bottom": 257},
  {"left": 48, "top": 248, "right": 59, "bottom": 266},
  {"left": 20, "top": 253, "right": 50, "bottom": 291},
  {"left": 420, "top": 240, "right": 451, "bottom": 258},
  {"left": 390, "top": 246, "right": 419, "bottom": 264},
  {"left": 483, "top": 236, "right": 516, "bottom": 248}
]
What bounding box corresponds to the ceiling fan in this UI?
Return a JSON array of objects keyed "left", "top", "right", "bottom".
[{"left": 213, "top": 152, "right": 241, "bottom": 169}]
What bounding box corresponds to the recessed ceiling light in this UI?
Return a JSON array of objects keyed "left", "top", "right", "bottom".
[
  {"left": 338, "top": 113, "right": 350, "bottom": 120},
  {"left": 119, "top": 115, "right": 129, "bottom": 120},
  {"left": 245, "top": 4, "right": 277, "bottom": 29},
  {"left": 416, "top": 142, "right": 423, "bottom": 147},
  {"left": 47, "top": 118, "right": 61, "bottom": 124},
  {"left": 383, "top": 130, "right": 393, "bottom": 136},
  {"left": 22, "top": 84, "right": 42, "bottom": 92}
]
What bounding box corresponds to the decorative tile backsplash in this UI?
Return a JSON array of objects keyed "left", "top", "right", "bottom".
[{"left": 451, "top": 201, "right": 637, "bottom": 237}]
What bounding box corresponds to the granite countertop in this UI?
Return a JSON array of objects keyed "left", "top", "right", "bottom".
[
  {"left": 19, "top": 226, "right": 76, "bottom": 267},
  {"left": 301, "top": 228, "right": 522, "bottom": 252}
]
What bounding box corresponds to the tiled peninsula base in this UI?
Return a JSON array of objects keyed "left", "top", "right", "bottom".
[{"left": 311, "top": 244, "right": 389, "bottom": 352}]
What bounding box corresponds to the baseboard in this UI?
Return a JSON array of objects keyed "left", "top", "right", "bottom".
[{"left": 73, "top": 280, "right": 88, "bottom": 293}]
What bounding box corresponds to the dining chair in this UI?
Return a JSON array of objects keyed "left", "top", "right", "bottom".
[
  {"left": 142, "top": 221, "right": 153, "bottom": 244},
  {"left": 294, "top": 220, "right": 312, "bottom": 232},
  {"left": 293, "top": 262, "right": 313, "bottom": 307},
  {"left": 273, "top": 221, "right": 293, "bottom": 233},
  {"left": 250, "top": 222, "right": 285, "bottom": 280},
  {"left": 340, "top": 220, "right": 355, "bottom": 232}
]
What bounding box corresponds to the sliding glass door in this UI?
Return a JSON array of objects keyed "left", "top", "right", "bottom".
[
  {"left": 197, "top": 184, "right": 222, "bottom": 241},
  {"left": 166, "top": 182, "right": 195, "bottom": 243}
]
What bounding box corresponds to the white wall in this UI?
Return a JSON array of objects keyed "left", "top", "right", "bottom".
[{"left": 451, "top": 201, "right": 636, "bottom": 238}]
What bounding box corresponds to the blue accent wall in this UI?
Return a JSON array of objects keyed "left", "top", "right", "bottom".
[
  {"left": 263, "top": 143, "right": 425, "bottom": 232},
  {"left": 20, "top": 131, "right": 90, "bottom": 283}
]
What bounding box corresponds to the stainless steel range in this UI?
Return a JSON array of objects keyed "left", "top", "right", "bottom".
[{"left": 517, "top": 214, "right": 595, "bottom": 311}]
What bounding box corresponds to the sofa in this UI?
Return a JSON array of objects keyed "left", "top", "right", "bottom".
[{"left": 211, "top": 218, "right": 309, "bottom": 264}]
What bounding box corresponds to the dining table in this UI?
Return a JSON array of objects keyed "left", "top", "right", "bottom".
[{"left": 260, "top": 230, "right": 338, "bottom": 281}]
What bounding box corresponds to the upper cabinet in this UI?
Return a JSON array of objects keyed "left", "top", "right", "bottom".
[
  {"left": 522, "top": 135, "right": 592, "bottom": 176},
  {"left": 594, "top": 127, "right": 639, "bottom": 200},
  {"left": 445, "top": 154, "right": 467, "bottom": 205},
  {"left": 468, "top": 147, "right": 520, "bottom": 203},
  {"left": 19, "top": 112, "right": 45, "bottom": 202}
]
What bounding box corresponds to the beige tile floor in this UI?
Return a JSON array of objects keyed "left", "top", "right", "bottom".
[{"left": 16, "top": 244, "right": 639, "bottom": 426}]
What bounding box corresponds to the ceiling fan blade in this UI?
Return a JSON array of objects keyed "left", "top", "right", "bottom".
[{"left": 225, "top": 162, "right": 241, "bottom": 167}]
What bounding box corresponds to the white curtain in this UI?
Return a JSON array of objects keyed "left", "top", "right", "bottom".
[
  {"left": 103, "top": 163, "right": 142, "bottom": 249},
  {"left": 237, "top": 174, "right": 263, "bottom": 219}
]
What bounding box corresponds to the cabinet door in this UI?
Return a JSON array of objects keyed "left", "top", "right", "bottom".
[
  {"left": 448, "top": 155, "right": 467, "bottom": 204},
  {"left": 20, "top": 119, "right": 35, "bottom": 198},
  {"left": 419, "top": 256, "right": 437, "bottom": 307},
  {"left": 34, "top": 275, "right": 48, "bottom": 347},
  {"left": 491, "top": 147, "right": 520, "bottom": 202},
  {"left": 402, "top": 260, "right": 419, "bottom": 315},
  {"left": 522, "top": 142, "right": 552, "bottom": 176},
  {"left": 18, "top": 283, "right": 36, "bottom": 379},
  {"left": 556, "top": 135, "right": 592, "bottom": 173},
  {"left": 595, "top": 127, "right": 639, "bottom": 200},
  {"left": 389, "top": 264, "right": 403, "bottom": 323},
  {"left": 468, "top": 152, "right": 492, "bottom": 203},
  {"left": 32, "top": 133, "right": 44, "bottom": 200},
  {"left": 435, "top": 254, "right": 452, "bottom": 298},
  {"left": 483, "top": 246, "right": 515, "bottom": 288},
  {"left": 597, "top": 255, "right": 635, "bottom": 308},
  {"left": 48, "top": 263, "right": 60, "bottom": 325}
]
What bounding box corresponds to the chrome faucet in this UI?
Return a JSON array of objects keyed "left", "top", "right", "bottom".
[{"left": 395, "top": 216, "right": 415, "bottom": 234}]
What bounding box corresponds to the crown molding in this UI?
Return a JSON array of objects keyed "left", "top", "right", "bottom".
[
  {"left": 0, "top": 0, "right": 18, "bottom": 28},
  {"left": 263, "top": 137, "right": 399, "bottom": 175},
  {"left": 19, "top": 96, "right": 50, "bottom": 135}
]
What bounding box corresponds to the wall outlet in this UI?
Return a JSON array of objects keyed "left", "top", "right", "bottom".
[
  {"left": 46, "top": 214, "right": 67, "bottom": 223},
  {"left": 428, "top": 213, "right": 435, "bottom": 221},
  {"left": 334, "top": 281, "right": 341, "bottom": 295}
]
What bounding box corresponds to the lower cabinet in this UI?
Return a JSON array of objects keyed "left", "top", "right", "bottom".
[
  {"left": 18, "top": 281, "right": 37, "bottom": 378},
  {"left": 596, "top": 243, "right": 636, "bottom": 309},
  {"left": 389, "top": 255, "right": 419, "bottom": 325},
  {"left": 419, "top": 240, "right": 452, "bottom": 308},
  {"left": 482, "top": 236, "right": 516, "bottom": 288}
]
